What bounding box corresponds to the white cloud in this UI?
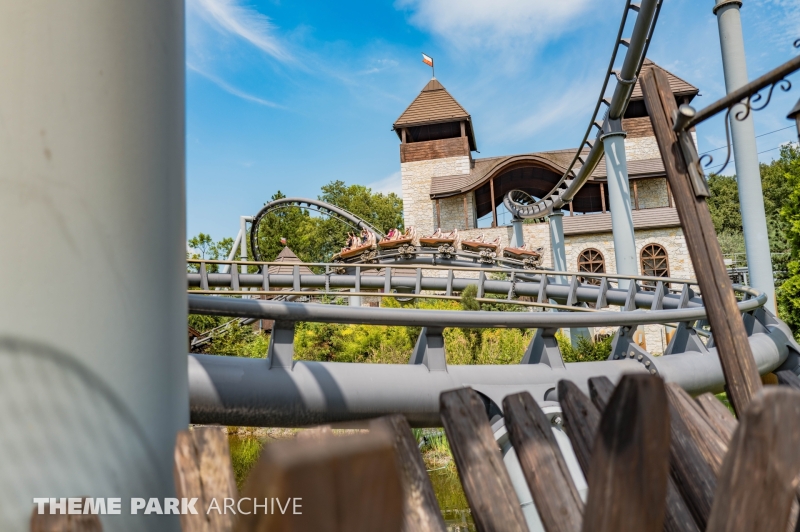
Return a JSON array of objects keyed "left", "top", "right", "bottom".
[
  {"left": 367, "top": 172, "right": 403, "bottom": 196},
  {"left": 189, "top": 0, "right": 292, "bottom": 62},
  {"left": 188, "top": 63, "right": 283, "bottom": 108},
  {"left": 396, "top": 0, "right": 593, "bottom": 51}
]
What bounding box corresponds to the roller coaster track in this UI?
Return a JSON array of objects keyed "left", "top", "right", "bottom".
[
  {"left": 503, "top": 0, "right": 663, "bottom": 219},
  {"left": 249, "top": 197, "right": 386, "bottom": 263},
  {"left": 187, "top": 257, "right": 800, "bottom": 427}
]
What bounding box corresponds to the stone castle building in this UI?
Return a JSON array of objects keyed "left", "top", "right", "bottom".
[{"left": 391, "top": 60, "right": 702, "bottom": 352}]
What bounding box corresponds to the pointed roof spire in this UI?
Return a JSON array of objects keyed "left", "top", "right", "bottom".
[
  {"left": 393, "top": 78, "right": 477, "bottom": 150},
  {"left": 630, "top": 59, "right": 699, "bottom": 101}
]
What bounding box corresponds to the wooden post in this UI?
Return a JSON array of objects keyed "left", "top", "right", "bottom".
[
  {"left": 587, "top": 376, "right": 700, "bottom": 532},
  {"left": 694, "top": 393, "right": 737, "bottom": 442},
  {"left": 640, "top": 67, "right": 762, "bottom": 416},
  {"left": 174, "top": 427, "right": 238, "bottom": 532},
  {"left": 236, "top": 431, "right": 402, "bottom": 532},
  {"left": 460, "top": 121, "right": 466, "bottom": 137},
  {"left": 502, "top": 391, "right": 583, "bottom": 532},
  {"left": 664, "top": 383, "right": 729, "bottom": 529},
  {"left": 600, "top": 182, "right": 606, "bottom": 213},
  {"left": 706, "top": 389, "right": 800, "bottom": 532},
  {"left": 557, "top": 380, "right": 600, "bottom": 478},
  {"left": 588, "top": 376, "right": 615, "bottom": 412},
  {"left": 569, "top": 202, "right": 574, "bottom": 216},
  {"left": 439, "top": 388, "right": 528, "bottom": 532},
  {"left": 633, "top": 180, "right": 640, "bottom": 210},
  {"left": 581, "top": 375, "right": 670, "bottom": 532},
  {"left": 401, "top": 128, "right": 407, "bottom": 143},
  {"left": 436, "top": 199, "right": 441, "bottom": 230},
  {"left": 490, "top": 178, "right": 497, "bottom": 227},
  {"left": 666, "top": 179, "right": 673, "bottom": 208},
  {"left": 30, "top": 500, "right": 102, "bottom": 532},
  {"left": 463, "top": 195, "right": 469, "bottom": 229},
  {"left": 370, "top": 415, "right": 447, "bottom": 532}
]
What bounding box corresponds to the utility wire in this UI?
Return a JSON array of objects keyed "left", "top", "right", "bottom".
[
  {"left": 706, "top": 144, "right": 788, "bottom": 173},
  {"left": 699, "top": 125, "right": 795, "bottom": 156}
]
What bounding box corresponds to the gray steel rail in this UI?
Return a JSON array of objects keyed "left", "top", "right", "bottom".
[
  {"left": 189, "top": 325, "right": 796, "bottom": 427},
  {"left": 187, "top": 262, "right": 800, "bottom": 427},
  {"left": 503, "top": 0, "right": 663, "bottom": 219}
]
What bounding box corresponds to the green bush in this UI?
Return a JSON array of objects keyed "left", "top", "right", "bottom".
[{"left": 557, "top": 333, "right": 613, "bottom": 362}]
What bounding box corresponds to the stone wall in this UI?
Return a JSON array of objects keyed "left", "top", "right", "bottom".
[
  {"left": 624, "top": 131, "right": 696, "bottom": 161},
  {"left": 624, "top": 136, "right": 660, "bottom": 161},
  {"left": 400, "top": 155, "right": 470, "bottom": 235},
  {"left": 437, "top": 192, "right": 475, "bottom": 232},
  {"left": 635, "top": 178, "right": 670, "bottom": 210}
]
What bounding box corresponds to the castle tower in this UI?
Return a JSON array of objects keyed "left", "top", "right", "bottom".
[{"left": 393, "top": 79, "right": 477, "bottom": 235}]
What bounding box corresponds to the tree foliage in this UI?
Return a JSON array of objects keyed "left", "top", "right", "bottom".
[
  {"left": 251, "top": 182, "right": 403, "bottom": 264},
  {"left": 775, "top": 146, "right": 800, "bottom": 340}
]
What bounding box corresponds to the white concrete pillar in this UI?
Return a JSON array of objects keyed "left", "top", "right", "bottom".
[
  {"left": 511, "top": 218, "right": 525, "bottom": 248},
  {"left": 0, "top": 1, "right": 186, "bottom": 529},
  {"left": 602, "top": 130, "right": 638, "bottom": 287},
  {"left": 713, "top": 0, "right": 776, "bottom": 310}
]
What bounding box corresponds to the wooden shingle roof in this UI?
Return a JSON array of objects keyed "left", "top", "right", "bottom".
[
  {"left": 429, "top": 150, "right": 667, "bottom": 198},
  {"left": 630, "top": 59, "right": 699, "bottom": 101},
  {"left": 394, "top": 78, "right": 471, "bottom": 128},
  {"left": 267, "top": 246, "right": 314, "bottom": 275}
]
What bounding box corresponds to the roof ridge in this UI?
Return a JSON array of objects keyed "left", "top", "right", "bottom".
[
  {"left": 393, "top": 78, "right": 471, "bottom": 129},
  {"left": 642, "top": 58, "right": 697, "bottom": 91}
]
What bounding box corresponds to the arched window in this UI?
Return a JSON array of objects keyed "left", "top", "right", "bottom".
[
  {"left": 641, "top": 243, "right": 670, "bottom": 278},
  {"left": 578, "top": 248, "right": 605, "bottom": 285}
]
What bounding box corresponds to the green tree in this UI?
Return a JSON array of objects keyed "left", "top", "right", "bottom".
[
  {"left": 253, "top": 190, "right": 316, "bottom": 263},
  {"left": 307, "top": 181, "right": 404, "bottom": 261},
  {"left": 189, "top": 233, "right": 214, "bottom": 258},
  {"left": 250, "top": 182, "right": 404, "bottom": 263},
  {"left": 775, "top": 145, "right": 800, "bottom": 340}
]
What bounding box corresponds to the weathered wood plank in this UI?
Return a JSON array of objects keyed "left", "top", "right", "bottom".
[
  {"left": 588, "top": 376, "right": 615, "bottom": 412},
  {"left": 30, "top": 499, "right": 103, "bottom": 532},
  {"left": 776, "top": 369, "right": 800, "bottom": 391},
  {"left": 370, "top": 415, "right": 447, "bottom": 532},
  {"left": 236, "top": 431, "right": 403, "bottom": 532},
  {"left": 640, "top": 66, "right": 762, "bottom": 416},
  {"left": 439, "top": 387, "right": 528, "bottom": 532},
  {"left": 695, "top": 392, "right": 737, "bottom": 442},
  {"left": 557, "top": 380, "right": 600, "bottom": 478},
  {"left": 664, "top": 383, "right": 728, "bottom": 529},
  {"left": 174, "top": 427, "right": 238, "bottom": 532},
  {"left": 576, "top": 377, "right": 700, "bottom": 532},
  {"left": 706, "top": 388, "right": 800, "bottom": 532},
  {"left": 503, "top": 391, "right": 583, "bottom": 532},
  {"left": 581, "top": 374, "right": 670, "bottom": 532}
]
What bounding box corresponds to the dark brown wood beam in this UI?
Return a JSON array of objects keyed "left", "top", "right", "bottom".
[
  {"left": 490, "top": 177, "right": 497, "bottom": 227},
  {"left": 640, "top": 67, "right": 762, "bottom": 416},
  {"left": 600, "top": 182, "right": 606, "bottom": 213}
]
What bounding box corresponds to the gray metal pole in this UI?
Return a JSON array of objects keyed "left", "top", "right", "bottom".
[
  {"left": 602, "top": 129, "right": 638, "bottom": 285},
  {"left": 548, "top": 213, "right": 567, "bottom": 275},
  {"left": 0, "top": 2, "right": 186, "bottom": 530},
  {"left": 713, "top": 0, "right": 776, "bottom": 311},
  {"left": 511, "top": 218, "right": 525, "bottom": 247}
]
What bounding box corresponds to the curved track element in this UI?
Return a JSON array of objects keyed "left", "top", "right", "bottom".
[
  {"left": 249, "top": 197, "right": 385, "bottom": 263},
  {"left": 504, "top": 0, "right": 663, "bottom": 219}
]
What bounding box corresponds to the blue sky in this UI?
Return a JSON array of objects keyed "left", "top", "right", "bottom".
[{"left": 187, "top": 0, "right": 800, "bottom": 240}]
